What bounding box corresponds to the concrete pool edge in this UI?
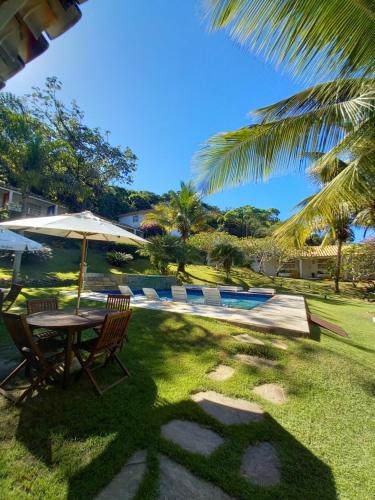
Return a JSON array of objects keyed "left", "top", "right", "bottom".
[{"left": 61, "top": 291, "right": 310, "bottom": 337}]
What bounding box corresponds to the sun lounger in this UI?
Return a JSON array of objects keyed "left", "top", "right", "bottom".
[
  {"left": 118, "top": 285, "right": 134, "bottom": 297},
  {"left": 248, "top": 288, "right": 275, "bottom": 295},
  {"left": 218, "top": 286, "right": 244, "bottom": 292},
  {"left": 171, "top": 286, "right": 188, "bottom": 302},
  {"left": 202, "top": 287, "right": 222, "bottom": 306},
  {"left": 142, "top": 288, "right": 161, "bottom": 300}
]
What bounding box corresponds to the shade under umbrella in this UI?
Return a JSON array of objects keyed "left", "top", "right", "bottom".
[
  {"left": 0, "top": 211, "right": 148, "bottom": 312},
  {"left": 0, "top": 229, "right": 44, "bottom": 252}
]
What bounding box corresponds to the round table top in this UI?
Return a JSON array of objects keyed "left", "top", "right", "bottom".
[{"left": 26, "top": 308, "right": 110, "bottom": 330}]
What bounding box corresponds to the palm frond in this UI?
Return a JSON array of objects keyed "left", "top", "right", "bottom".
[{"left": 203, "top": 0, "right": 375, "bottom": 80}]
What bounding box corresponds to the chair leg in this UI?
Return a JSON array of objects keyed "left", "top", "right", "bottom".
[
  {"left": 73, "top": 348, "right": 103, "bottom": 396},
  {"left": 113, "top": 353, "right": 130, "bottom": 377},
  {"left": 0, "top": 359, "right": 28, "bottom": 388},
  {"left": 16, "top": 370, "right": 52, "bottom": 404}
]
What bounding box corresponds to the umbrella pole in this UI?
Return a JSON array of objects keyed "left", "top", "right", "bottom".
[{"left": 76, "top": 236, "right": 88, "bottom": 314}]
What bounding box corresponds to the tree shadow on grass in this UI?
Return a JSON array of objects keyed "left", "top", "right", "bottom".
[{"left": 11, "top": 308, "right": 338, "bottom": 499}]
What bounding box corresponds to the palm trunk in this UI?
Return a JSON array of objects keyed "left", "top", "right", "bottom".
[
  {"left": 334, "top": 240, "right": 343, "bottom": 293},
  {"left": 177, "top": 262, "right": 185, "bottom": 273}
]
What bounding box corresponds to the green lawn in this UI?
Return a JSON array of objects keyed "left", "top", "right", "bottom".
[{"left": 0, "top": 271, "right": 374, "bottom": 499}]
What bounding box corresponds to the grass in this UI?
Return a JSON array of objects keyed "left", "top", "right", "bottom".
[{"left": 0, "top": 270, "right": 374, "bottom": 499}]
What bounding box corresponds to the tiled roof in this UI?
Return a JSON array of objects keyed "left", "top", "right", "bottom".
[{"left": 298, "top": 245, "right": 349, "bottom": 258}]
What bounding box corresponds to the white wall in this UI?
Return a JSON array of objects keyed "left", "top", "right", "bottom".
[{"left": 118, "top": 213, "right": 147, "bottom": 229}]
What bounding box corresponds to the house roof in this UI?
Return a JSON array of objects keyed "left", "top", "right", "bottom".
[
  {"left": 119, "top": 209, "right": 154, "bottom": 217},
  {"left": 298, "top": 245, "right": 350, "bottom": 258}
]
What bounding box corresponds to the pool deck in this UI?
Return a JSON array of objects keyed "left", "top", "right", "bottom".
[{"left": 63, "top": 291, "right": 310, "bottom": 337}]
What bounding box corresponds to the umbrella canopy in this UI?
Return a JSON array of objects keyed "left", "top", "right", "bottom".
[
  {"left": 0, "top": 211, "right": 148, "bottom": 311},
  {"left": 0, "top": 229, "right": 44, "bottom": 252}
]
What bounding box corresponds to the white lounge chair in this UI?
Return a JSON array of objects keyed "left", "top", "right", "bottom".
[
  {"left": 142, "top": 288, "right": 161, "bottom": 300},
  {"left": 202, "top": 287, "right": 222, "bottom": 306},
  {"left": 118, "top": 285, "right": 134, "bottom": 297},
  {"left": 248, "top": 287, "right": 275, "bottom": 295},
  {"left": 171, "top": 286, "right": 188, "bottom": 302},
  {"left": 218, "top": 286, "right": 244, "bottom": 292}
]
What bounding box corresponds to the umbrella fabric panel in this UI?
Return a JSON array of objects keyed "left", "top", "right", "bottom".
[{"left": 0, "top": 229, "right": 44, "bottom": 252}]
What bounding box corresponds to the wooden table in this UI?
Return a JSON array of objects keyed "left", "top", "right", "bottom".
[{"left": 27, "top": 308, "right": 109, "bottom": 388}]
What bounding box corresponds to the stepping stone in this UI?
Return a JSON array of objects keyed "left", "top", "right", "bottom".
[
  {"left": 234, "top": 354, "right": 277, "bottom": 368},
  {"left": 158, "top": 454, "right": 234, "bottom": 499},
  {"left": 191, "top": 391, "right": 264, "bottom": 425},
  {"left": 96, "top": 449, "right": 147, "bottom": 500},
  {"left": 252, "top": 384, "right": 287, "bottom": 405},
  {"left": 207, "top": 365, "right": 234, "bottom": 381},
  {"left": 271, "top": 339, "right": 288, "bottom": 350},
  {"left": 240, "top": 442, "right": 280, "bottom": 486},
  {"left": 161, "top": 420, "right": 224, "bottom": 456},
  {"left": 233, "top": 334, "right": 264, "bottom": 345}
]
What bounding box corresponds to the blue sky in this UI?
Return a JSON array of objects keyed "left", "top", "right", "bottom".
[{"left": 7, "top": 0, "right": 316, "bottom": 220}]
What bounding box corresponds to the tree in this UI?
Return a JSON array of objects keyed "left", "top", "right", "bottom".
[
  {"left": 27, "top": 77, "right": 137, "bottom": 211},
  {"left": 143, "top": 181, "right": 209, "bottom": 272},
  {"left": 341, "top": 239, "right": 375, "bottom": 287},
  {"left": 137, "top": 235, "right": 189, "bottom": 275},
  {"left": 218, "top": 205, "right": 279, "bottom": 237},
  {"left": 188, "top": 231, "right": 241, "bottom": 262},
  {"left": 242, "top": 237, "right": 296, "bottom": 277},
  {"left": 209, "top": 243, "right": 243, "bottom": 279},
  {"left": 196, "top": 2, "right": 375, "bottom": 240}
]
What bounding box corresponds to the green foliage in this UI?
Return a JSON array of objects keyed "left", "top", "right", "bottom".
[
  {"left": 188, "top": 231, "right": 241, "bottom": 261},
  {"left": 341, "top": 239, "right": 375, "bottom": 285},
  {"left": 218, "top": 205, "right": 279, "bottom": 237},
  {"left": 137, "top": 235, "right": 181, "bottom": 274},
  {"left": 105, "top": 251, "right": 134, "bottom": 267},
  {"left": 209, "top": 242, "right": 244, "bottom": 278}
]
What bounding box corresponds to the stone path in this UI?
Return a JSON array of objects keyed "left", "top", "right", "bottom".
[
  {"left": 252, "top": 384, "right": 288, "bottom": 405},
  {"left": 96, "top": 450, "right": 147, "bottom": 500},
  {"left": 234, "top": 354, "right": 278, "bottom": 368},
  {"left": 271, "top": 339, "right": 288, "bottom": 350},
  {"left": 240, "top": 442, "right": 280, "bottom": 486},
  {"left": 191, "top": 391, "right": 264, "bottom": 425},
  {"left": 161, "top": 420, "right": 224, "bottom": 456},
  {"left": 158, "top": 454, "right": 234, "bottom": 500},
  {"left": 207, "top": 364, "right": 234, "bottom": 381},
  {"left": 232, "top": 334, "right": 264, "bottom": 346}
]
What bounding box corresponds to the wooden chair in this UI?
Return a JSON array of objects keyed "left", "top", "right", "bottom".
[
  {"left": 0, "top": 284, "right": 23, "bottom": 312},
  {"left": 0, "top": 313, "right": 62, "bottom": 404},
  {"left": 26, "top": 297, "right": 62, "bottom": 340},
  {"left": 106, "top": 294, "right": 131, "bottom": 312},
  {"left": 73, "top": 310, "right": 132, "bottom": 396}
]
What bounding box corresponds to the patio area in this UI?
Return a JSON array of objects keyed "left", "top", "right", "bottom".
[{"left": 61, "top": 291, "right": 311, "bottom": 336}]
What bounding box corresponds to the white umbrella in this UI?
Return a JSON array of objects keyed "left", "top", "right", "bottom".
[
  {"left": 0, "top": 229, "right": 44, "bottom": 252},
  {"left": 0, "top": 211, "right": 148, "bottom": 312}
]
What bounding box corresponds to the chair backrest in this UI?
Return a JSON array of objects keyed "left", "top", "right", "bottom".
[
  {"left": 106, "top": 294, "right": 131, "bottom": 312},
  {"left": 95, "top": 310, "right": 132, "bottom": 352},
  {"left": 202, "top": 287, "right": 222, "bottom": 306},
  {"left": 27, "top": 297, "right": 59, "bottom": 315},
  {"left": 142, "top": 288, "right": 160, "bottom": 300},
  {"left": 2, "top": 312, "right": 47, "bottom": 369},
  {"left": 118, "top": 285, "right": 134, "bottom": 297},
  {"left": 0, "top": 289, "right": 4, "bottom": 311},
  {"left": 2, "top": 284, "right": 23, "bottom": 311},
  {"left": 171, "top": 286, "right": 188, "bottom": 302}
]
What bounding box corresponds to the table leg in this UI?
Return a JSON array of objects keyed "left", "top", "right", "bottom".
[{"left": 63, "top": 328, "right": 74, "bottom": 389}]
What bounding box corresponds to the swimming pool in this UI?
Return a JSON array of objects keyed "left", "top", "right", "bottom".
[{"left": 98, "top": 289, "right": 271, "bottom": 311}]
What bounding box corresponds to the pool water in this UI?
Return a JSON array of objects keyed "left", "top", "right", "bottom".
[{"left": 99, "top": 289, "right": 271, "bottom": 311}]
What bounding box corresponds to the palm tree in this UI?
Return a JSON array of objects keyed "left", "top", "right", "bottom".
[
  {"left": 195, "top": 1, "right": 375, "bottom": 233},
  {"left": 210, "top": 243, "right": 243, "bottom": 280},
  {"left": 143, "top": 181, "right": 208, "bottom": 272}
]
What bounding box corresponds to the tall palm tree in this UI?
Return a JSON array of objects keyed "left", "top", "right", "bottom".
[
  {"left": 143, "top": 181, "right": 208, "bottom": 272},
  {"left": 195, "top": 1, "right": 375, "bottom": 232}
]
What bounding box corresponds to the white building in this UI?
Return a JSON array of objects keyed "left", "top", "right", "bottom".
[
  {"left": 118, "top": 209, "right": 154, "bottom": 230},
  {"left": 252, "top": 245, "right": 347, "bottom": 279},
  {"left": 0, "top": 186, "right": 65, "bottom": 218}
]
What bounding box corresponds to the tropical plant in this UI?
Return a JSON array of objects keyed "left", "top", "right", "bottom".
[
  {"left": 341, "top": 239, "right": 375, "bottom": 287},
  {"left": 105, "top": 251, "right": 133, "bottom": 267},
  {"left": 241, "top": 237, "right": 296, "bottom": 277},
  {"left": 218, "top": 205, "right": 280, "bottom": 237},
  {"left": 196, "top": 1, "right": 375, "bottom": 246},
  {"left": 209, "top": 243, "right": 244, "bottom": 279},
  {"left": 143, "top": 181, "right": 209, "bottom": 272},
  {"left": 137, "top": 235, "right": 183, "bottom": 274}
]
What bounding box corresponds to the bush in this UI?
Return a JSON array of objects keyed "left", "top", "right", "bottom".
[
  {"left": 107, "top": 243, "right": 144, "bottom": 259},
  {"left": 106, "top": 251, "right": 134, "bottom": 267},
  {"left": 22, "top": 248, "right": 53, "bottom": 265}
]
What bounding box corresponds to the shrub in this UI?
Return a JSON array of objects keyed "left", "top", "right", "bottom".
[{"left": 106, "top": 251, "right": 134, "bottom": 267}]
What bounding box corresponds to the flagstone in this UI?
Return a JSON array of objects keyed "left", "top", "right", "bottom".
[
  {"left": 158, "top": 454, "right": 234, "bottom": 499},
  {"left": 234, "top": 354, "right": 278, "bottom": 368},
  {"left": 232, "top": 334, "right": 264, "bottom": 345},
  {"left": 252, "top": 384, "right": 288, "bottom": 405},
  {"left": 271, "top": 339, "right": 288, "bottom": 350},
  {"left": 191, "top": 391, "right": 264, "bottom": 425},
  {"left": 161, "top": 419, "right": 224, "bottom": 456},
  {"left": 207, "top": 364, "right": 235, "bottom": 381},
  {"left": 240, "top": 442, "right": 280, "bottom": 486},
  {"left": 96, "top": 450, "right": 147, "bottom": 500}
]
